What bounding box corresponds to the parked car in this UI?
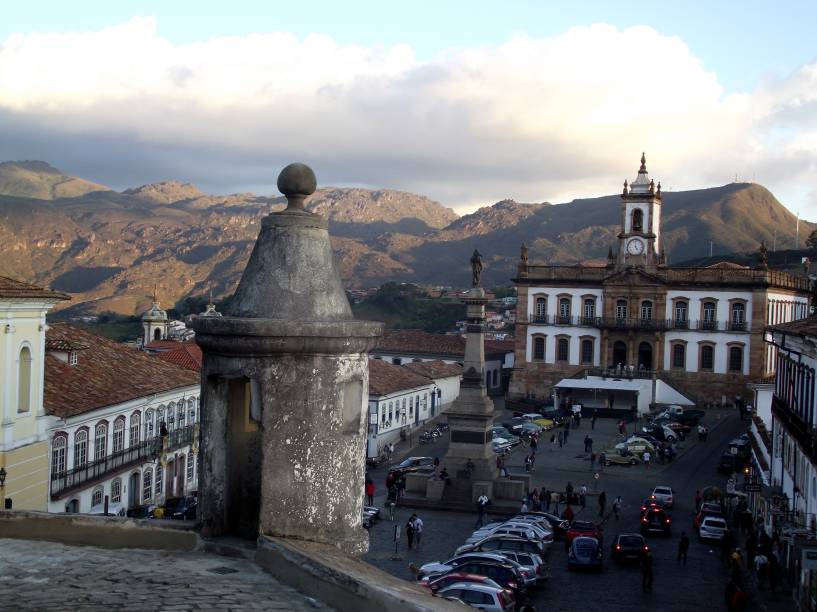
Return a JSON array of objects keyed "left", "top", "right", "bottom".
[
  {"left": 641, "top": 508, "right": 672, "bottom": 536},
  {"left": 490, "top": 427, "right": 521, "bottom": 447},
  {"left": 437, "top": 583, "right": 516, "bottom": 612},
  {"left": 642, "top": 424, "right": 680, "bottom": 443},
  {"left": 610, "top": 533, "right": 649, "bottom": 563},
  {"left": 568, "top": 536, "right": 603, "bottom": 572},
  {"left": 418, "top": 553, "right": 514, "bottom": 579},
  {"left": 604, "top": 450, "right": 641, "bottom": 467},
  {"left": 514, "top": 423, "right": 544, "bottom": 438},
  {"left": 615, "top": 437, "right": 656, "bottom": 455},
  {"left": 388, "top": 456, "right": 435, "bottom": 477},
  {"left": 469, "top": 521, "right": 553, "bottom": 546},
  {"left": 439, "top": 560, "right": 528, "bottom": 596},
  {"left": 693, "top": 503, "right": 725, "bottom": 528},
  {"left": 498, "top": 551, "right": 549, "bottom": 582},
  {"left": 421, "top": 572, "right": 504, "bottom": 594},
  {"left": 125, "top": 504, "right": 155, "bottom": 519},
  {"left": 456, "top": 535, "right": 545, "bottom": 557},
  {"left": 639, "top": 498, "right": 666, "bottom": 517},
  {"left": 658, "top": 405, "right": 705, "bottom": 425},
  {"left": 465, "top": 526, "right": 542, "bottom": 547},
  {"left": 492, "top": 438, "right": 513, "bottom": 455},
  {"left": 516, "top": 512, "right": 570, "bottom": 538},
  {"left": 699, "top": 516, "right": 728, "bottom": 541},
  {"left": 565, "top": 521, "right": 603, "bottom": 550},
  {"left": 163, "top": 496, "right": 197, "bottom": 520},
  {"left": 650, "top": 486, "right": 675, "bottom": 508}
]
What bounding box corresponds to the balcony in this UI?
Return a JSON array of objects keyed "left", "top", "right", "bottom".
[
  {"left": 771, "top": 395, "right": 817, "bottom": 463},
  {"left": 597, "top": 317, "right": 668, "bottom": 331},
  {"left": 166, "top": 424, "right": 195, "bottom": 452},
  {"left": 528, "top": 314, "right": 600, "bottom": 327},
  {"left": 527, "top": 315, "right": 749, "bottom": 332},
  {"left": 51, "top": 438, "right": 161, "bottom": 499}
]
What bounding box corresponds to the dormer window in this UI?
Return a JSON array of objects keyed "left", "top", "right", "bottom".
[{"left": 69, "top": 351, "right": 78, "bottom": 366}]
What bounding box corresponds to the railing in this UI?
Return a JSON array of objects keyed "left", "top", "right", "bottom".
[
  {"left": 597, "top": 317, "right": 669, "bottom": 331},
  {"left": 528, "top": 314, "right": 750, "bottom": 332},
  {"left": 528, "top": 314, "right": 601, "bottom": 326},
  {"left": 166, "top": 425, "right": 195, "bottom": 452},
  {"left": 771, "top": 395, "right": 817, "bottom": 463},
  {"left": 50, "top": 438, "right": 161, "bottom": 499}
]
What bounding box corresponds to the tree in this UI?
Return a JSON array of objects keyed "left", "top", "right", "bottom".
[{"left": 807, "top": 229, "right": 817, "bottom": 252}]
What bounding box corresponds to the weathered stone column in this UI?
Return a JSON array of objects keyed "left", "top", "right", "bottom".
[{"left": 194, "top": 163, "right": 382, "bottom": 555}]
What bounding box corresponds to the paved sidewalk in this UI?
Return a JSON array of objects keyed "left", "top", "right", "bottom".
[{"left": 0, "top": 538, "right": 329, "bottom": 611}]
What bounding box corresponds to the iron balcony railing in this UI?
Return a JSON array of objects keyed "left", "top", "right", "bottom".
[
  {"left": 166, "top": 424, "right": 195, "bottom": 451},
  {"left": 528, "top": 314, "right": 749, "bottom": 332}
]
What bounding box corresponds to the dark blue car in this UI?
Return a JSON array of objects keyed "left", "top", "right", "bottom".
[{"left": 568, "top": 536, "right": 603, "bottom": 572}]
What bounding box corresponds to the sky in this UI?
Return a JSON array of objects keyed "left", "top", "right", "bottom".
[{"left": 1, "top": 1, "right": 816, "bottom": 216}]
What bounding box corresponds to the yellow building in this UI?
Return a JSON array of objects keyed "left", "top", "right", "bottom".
[{"left": 0, "top": 276, "right": 69, "bottom": 510}]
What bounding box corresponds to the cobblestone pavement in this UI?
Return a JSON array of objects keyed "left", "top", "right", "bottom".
[
  {"left": 0, "top": 539, "right": 330, "bottom": 611},
  {"left": 364, "top": 407, "right": 760, "bottom": 611}
]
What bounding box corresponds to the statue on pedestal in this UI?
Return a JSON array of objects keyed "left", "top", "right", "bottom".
[{"left": 470, "top": 249, "right": 483, "bottom": 288}]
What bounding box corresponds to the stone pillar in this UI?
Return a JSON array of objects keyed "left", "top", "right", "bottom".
[
  {"left": 442, "top": 288, "right": 499, "bottom": 483},
  {"left": 194, "top": 163, "right": 382, "bottom": 555}
]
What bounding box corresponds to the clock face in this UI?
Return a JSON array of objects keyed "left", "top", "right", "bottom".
[{"left": 627, "top": 239, "right": 644, "bottom": 255}]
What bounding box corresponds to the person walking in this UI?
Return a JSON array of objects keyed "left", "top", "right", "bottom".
[
  {"left": 584, "top": 434, "right": 591, "bottom": 453},
  {"left": 590, "top": 452, "right": 597, "bottom": 470},
  {"left": 543, "top": 488, "right": 551, "bottom": 512},
  {"left": 643, "top": 450, "right": 651, "bottom": 468},
  {"left": 613, "top": 495, "right": 622, "bottom": 520},
  {"left": 525, "top": 453, "right": 533, "bottom": 472},
  {"left": 411, "top": 514, "right": 423, "bottom": 550},
  {"left": 677, "top": 531, "right": 690, "bottom": 565},
  {"left": 591, "top": 410, "right": 597, "bottom": 430},
  {"left": 558, "top": 431, "right": 564, "bottom": 448},
  {"left": 550, "top": 433, "right": 557, "bottom": 452},
  {"left": 563, "top": 423, "right": 569, "bottom": 443},
  {"left": 599, "top": 451, "right": 606, "bottom": 472},
  {"left": 475, "top": 494, "right": 489, "bottom": 528},
  {"left": 530, "top": 435, "right": 538, "bottom": 453},
  {"left": 720, "top": 529, "right": 735, "bottom": 566},
  {"left": 640, "top": 550, "right": 654, "bottom": 593},
  {"left": 520, "top": 498, "right": 529, "bottom": 513},
  {"left": 579, "top": 483, "right": 587, "bottom": 508},
  {"left": 528, "top": 451, "right": 536, "bottom": 473},
  {"left": 598, "top": 491, "right": 607, "bottom": 518},
  {"left": 754, "top": 551, "right": 768, "bottom": 589},
  {"left": 405, "top": 516, "right": 416, "bottom": 550},
  {"left": 365, "top": 478, "right": 376, "bottom": 506},
  {"left": 551, "top": 490, "right": 560, "bottom": 516},
  {"left": 587, "top": 435, "right": 593, "bottom": 453}
]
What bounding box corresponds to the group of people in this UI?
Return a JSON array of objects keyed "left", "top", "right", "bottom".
[{"left": 404, "top": 513, "right": 424, "bottom": 550}]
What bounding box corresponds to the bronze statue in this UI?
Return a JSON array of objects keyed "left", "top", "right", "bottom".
[
  {"left": 759, "top": 241, "right": 769, "bottom": 268},
  {"left": 520, "top": 242, "right": 528, "bottom": 263},
  {"left": 470, "top": 249, "right": 483, "bottom": 287}
]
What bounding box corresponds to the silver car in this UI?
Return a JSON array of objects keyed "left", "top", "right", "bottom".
[
  {"left": 699, "top": 516, "right": 728, "bottom": 541},
  {"left": 437, "top": 583, "right": 515, "bottom": 612}
]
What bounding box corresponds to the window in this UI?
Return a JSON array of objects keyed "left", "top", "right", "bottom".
[
  {"left": 94, "top": 423, "right": 107, "bottom": 460},
  {"left": 616, "top": 300, "right": 628, "bottom": 320},
  {"left": 91, "top": 486, "right": 103, "bottom": 507},
  {"left": 581, "top": 339, "right": 594, "bottom": 364},
  {"left": 675, "top": 301, "right": 688, "bottom": 326},
  {"left": 113, "top": 417, "right": 125, "bottom": 453},
  {"left": 145, "top": 409, "right": 155, "bottom": 439},
  {"left": 558, "top": 298, "right": 571, "bottom": 322},
  {"left": 129, "top": 412, "right": 141, "bottom": 447},
  {"left": 557, "top": 338, "right": 569, "bottom": 362},
  {"left": 168, "top": 402, "right": 176, "bottom": 431},
  {"left": 702, "top": 301, "right": 716, "bottom": 329},
  {"left": 533, "top": 336, "right": 545, "bottom": 360},
  {"left": 17, "top": 346, "right": 32, "bottom": 413},
  {"left": 111, "top": 478, "right": 122, "bottom": 503},
  {"left": 731, "top": 302, "right": 746, "bottom": 330},
  {"left": 155, "top": 462, "right": 163, "bottom": 495},
  {"left": 409, "top": 397, "right": 413, "bottom": 416},
  {"left": 51, "top": 435, "right": 67, "bottom": 475},
  {"left": 68, "top": 351, "right": 78, "bottom": 366},
  {"left": 143, "top": 469, "right": 153, "bottom": 502},
  {"left": 632, "top": 208, "right": 643, "bottom": 232},
  {"left": 534, "top": 297, "right": 546, "bottom": 320},
  {"left": 700, "top": 345, "right": 714, "bottom": 371},
  {"left": 74, "top": 430, "right": 88, "bottom": 468},
  {"left": 188, "top": 399, "right": 196, "bottom": 424},
  {"left": 178, "top": 402, "right": 186, "bottom": 428},
  {"left": 583, "top": 298, "right": 596, "bottom": 320},
  {"left": 672, "top": 344, "right": 686, "bottom": 369},
  {"left": 729, "top": 346, "right": 743, "bottom": 373},
  {"left": 392, "top": 358, "right": 400, "bottom": 365},
  {"left": 640, "top": 300, "right": 653, "bottom": 321},
  {"left": 187, "top": 453, "right": 195, "bottom": 482},
  {"left": 388, "top": 402, "right": 393, "bottom": 421}
]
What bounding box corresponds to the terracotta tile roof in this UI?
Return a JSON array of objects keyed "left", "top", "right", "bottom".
[
  {"left": 144, "top": 340, "right": 184, "bottom": 351},
  {"left": 485, "top": 339, "right": 515, "bottom": 354},
  {"left": 368, "top": 359, "right": 431, "bottom": 396},
  {"left": 0, "top": 275, "right": 71, "bottom": 301},
  {"left": 45, "top": 337, "right": 90, "bottom": 352},
  {"left": 44, "top": 324, "right": 199, "bottom": 418},
  {"left": 156, "top": 343, "right": 203, "bottom": 372},
  {"left": 767, "top": 316, "right": 817, "bottom": 337},
  {"left": 403, "top": 360, "right": 463, "bottom": 380},
  {"left": 373, "top": 329, "right": 514, "bottom": 359}
]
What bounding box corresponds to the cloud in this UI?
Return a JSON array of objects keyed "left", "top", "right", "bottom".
[{"left": 0, "top": 17, "right": 815, "bottom": 215}]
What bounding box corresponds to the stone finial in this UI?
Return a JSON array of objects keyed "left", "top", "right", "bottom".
[
  {"left": 639, "top": 152, "right": 647, "bottom": 174},
  {"left": 277, "top": 162, "right": 317, "bottom": 211},
  {"left": 520, "top": 242, "right": 528, "bottom": 263},
  {"left": 623, "top": 179, "right": 629, "bottom": 196},
  {"left": 649, "top": 179, "right": 655, "bottom": 194},
  {"left": 656, "top": 181, "right": 662, "bottom": 197}
]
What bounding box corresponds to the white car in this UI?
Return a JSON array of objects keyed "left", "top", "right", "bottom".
[
  {"left": 466, "top": 526, "right": 540, "bottom": 546},
  {"left": 492, "top": 438, "right": 512, "bottom": 455},
  {"left": 418, "top": 552, "right": 511, "bottom": 579},
  {"left": 699, "top": 516, "right": 728, "bottom": 541},
  {"left": 650, "top": 486, "right": 674, "bottom": 508},
  {"left": 437, "top": 583, "right": 515, "bottom": 612},
  {"left": 499, "top": 551, "right": 548, "bottom": 582}
]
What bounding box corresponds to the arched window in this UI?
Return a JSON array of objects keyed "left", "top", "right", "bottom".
[
  {"left": 581, "top": 339, "right": 594, "bottom": 364},
  {"left": 534, "top": 297, "right": 546, "bottom": 320},
  {"left": 129, "top": 412, "right": 141, "bottom": 447},
  {"left": 700, "top": 345, "right": 715, "bottom": 371},
  {"left": 91, "top": 486, "right": 103, "bottom": 507},
  {"left": 558, "top": 298, "right": 571, "bottom": 323},
  {"left": 112, "top": 417, "right": 125, "bottom": 453},
  {"left": 557, "top": 338, "right": 569, "bottom": 362},
  {"left": 94, "top": 422, "right": 108, "bottom": 460},
  {"left": 632, "top": 208, "right": 643, "bottom": 232},
  {"left": 17, "top": 346, "right": 32, "bottom": 413},
  {"left": 675, "top": 301, "right": 688, "bottom": 326},
  {"left": 583, "top": 298, "right": 596, "bottom": 320},
  {"left": 111, "top": 478, "right": 122, "bottom": 503},
  {"left": 167, "top": 402, "right": 176, "bottom": 431},
  {"left": 155, "top": 463, "right": 163, "bottom": 495},
  {"left": 145, "top": 409, "right": 155, "bottom": 439},
  {"left": 153, "top": 328, "right": 161, "bottom": 341},
  {"left": 672, "top": 343, "right": 686, "bottom": 369},
  {"left": 731, "top": 302, "right": 746, "bottom": 330},
  {"left": 641, "top": 300, "right": 653, "bottom": 321},
  {"left": 177, "top": 402, "right": 186, "bottom": 428},
  {"left": 729, "top": 346, "right": 744, "bottom": 372},
  {"left": 616, "top": 300, "right": 628, "bottom": 320},
  {"left": 188, "top": 399, "right": 196, "bottom": 424},
  {"left": 702, "top": 301, "right": 716, "bottom": 329},
  {"left": 533, "top": 336, "right": 545, "bottom": 361},
  {"left": 51, "top": 435, "right": 67, "bottom": 476},
  {"left": 143, "top": 468, "right": 153, "bottom": 502},
  {"left": 74, "top": 429, "right": 88, "bottom": 468},
  {"left": 157, "top": 406, "right": 166, "bottom": 433}
]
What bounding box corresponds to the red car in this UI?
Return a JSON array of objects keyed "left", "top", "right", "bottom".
[
  {"left": 693, "top": 503, "right": 724, "bottom": 528},
  {"left": 422, "top": 572, "right": 508, "bottom": 595},
  {"left": 565, "top": 520, "right": 603, "bottom": 550}
]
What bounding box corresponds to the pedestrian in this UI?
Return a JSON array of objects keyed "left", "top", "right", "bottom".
[
  {"left": 599, "top": 451, "right": 606, "bottom": 472},
  {"left": 550, "top": 433, "right": 557, "bottom": 451},
  {"left": 563, "top": 424, "right": 569, "bottom": 443},
  {"left": 592, "top": 410, "right": 597, "bottom": 429},
  {"left": 590, "top": 452, "right": 597, "bottom": 470},
  {"left": 525, "top": 454, "right": 533, "bottom": 472},
  {"left": 694, "top": 490, "right": 702, "bottom": 512},
  {"left": 558, "top": 431, "right": 563, "bottom": 448},
  {"left": 475, "top": 494, "right": 489, "bottom": 528},
  {"left": 528, "top": 451, "right": 536, "bottom": 473},
  {"left": 640, "top": 550, "right": 654, "bottom": 593},
  {"left": 565, "top": 481, "right": 574, "bottom": 505},
  {"left": 397, "top": 476, "right": 406, "bottom": 499},
  {"left": 643, "top": 450, "right": 651, "bottom": 468},
  {"left": 530, "top": 435, "right": 538, "bottom": 452},
  {"left": 579, "top": 483, "right": 587, "bottom": 508},
  {"left": 730, "top": 548, "right": 744, "bottom": 581},
  {"left": 613, "top": 495, "right": 622, "bottom": 520},
  {"left": 531, "top": 489, "right": 540, "bottom": 511},
  {"left": 433, "top": 456, "right": 440, "bottom": 470},
  {"left": 543, "top": 488, "right": 550, "bottom": 512},
  {"left": 584, "top": 434, "right": 591, "bottom": 453},
  {"left": 365, "top": 478, "right": 375, "bottom": 506},
  {"left": 725, "top": 579, "right": 747, "bottom": 612},
  {"left": 746, "top": 531, "right": 757, "bottom": 569},
  {"left": 551, "top": 490, "right": 560, "bottom": 516},
  {"left": 521, "top": 498, "right": 529, "bottom": 513},
  {"left": 598, "top": 491, "right": 607, "bottom": 518},
  {"left": 768, "top": 551, "right": 780, "bottom": 594},
  {"left": 405, "top": 516, "right": 415, "bottom": 550},
  {"left": 411, "top": 514, "right": 423, "bottom": 549},
  {"left": 588, "top": 436, "right": 593, "bottom": 453},
  {"left": 754, "top": 551, "right": 768, "bottom": 589},
  {"left": 498, "top": 457, "right": 508, "bottom": 478},
  {"left": 677, "top": 531, "right": 690, "bottom": 565},
  {"left": 562, "top": 504, "right": 574, "bottom": 521}
]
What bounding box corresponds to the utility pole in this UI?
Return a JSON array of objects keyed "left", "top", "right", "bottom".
[{"left": 796, "top": 211, "right": 800, "bottom": 250}]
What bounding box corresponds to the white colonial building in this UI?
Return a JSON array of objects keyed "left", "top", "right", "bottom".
[{"left": 45, "top": 324, "right": 200, "bottom": 514}]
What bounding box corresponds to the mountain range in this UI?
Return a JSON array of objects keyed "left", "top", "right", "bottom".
[{"left": 0, "top": 160, "right": 809, "bottom": 316}]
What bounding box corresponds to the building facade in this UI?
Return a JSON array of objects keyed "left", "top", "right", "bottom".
[
  {"left": 510, "top": 155, "right": 810, "bottom": 404},
  {"left": 0, "top": 276, "right": 70, "bottom": 510}
]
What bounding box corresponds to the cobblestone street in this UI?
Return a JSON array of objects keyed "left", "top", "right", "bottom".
[
  {"left": 0, "top": 539, "right": 329, "bottom": 611},
  {"left": 364, "top": 408, "right": 755, "bottom": 611}
]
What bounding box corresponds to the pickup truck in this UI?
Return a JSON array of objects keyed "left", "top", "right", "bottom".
[{"left": 658, "top": 405, "right": 705, "bottom": 425}]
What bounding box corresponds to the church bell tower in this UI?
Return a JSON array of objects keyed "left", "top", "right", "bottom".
[{"left": 617, "top": 153, "right": 664, "bottom": 269}]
